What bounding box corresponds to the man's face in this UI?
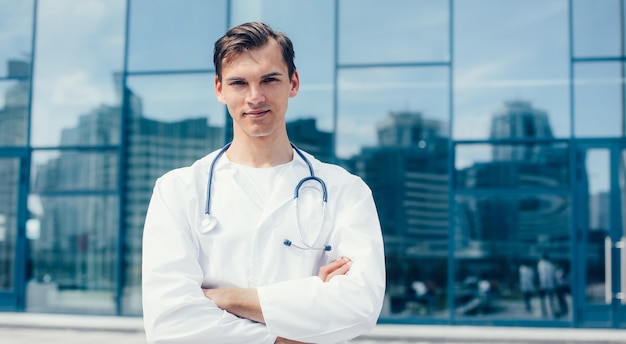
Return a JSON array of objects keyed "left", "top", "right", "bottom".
[{"left": 215, "top": 39, "right": 299, "bottom": 140}]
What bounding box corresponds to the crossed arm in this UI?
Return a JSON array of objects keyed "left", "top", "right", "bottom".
[{"left": 203, "top": 257, "right": 353, "bottom": 343}]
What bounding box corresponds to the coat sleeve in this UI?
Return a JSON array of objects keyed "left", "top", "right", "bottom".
[
  {"left": 257, "top": 180, "right": 386, "bottom": 343},
  {"left": 142, "top": 174, "right": 277, "bottom": 344}
]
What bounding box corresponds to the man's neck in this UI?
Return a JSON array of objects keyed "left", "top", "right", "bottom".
[{"left": 226, "top": 136, "right": 293, "bottom": 168}]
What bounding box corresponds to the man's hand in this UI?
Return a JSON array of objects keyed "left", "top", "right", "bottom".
[
  {"left": 318, "top": 256, "right": 352, "bottom": 282},
  {"left": 203, "top": 288, "right": 265, "bottom": 323},
  {"left": 203, "top": 256, "right": 352, "bottom": 338}
]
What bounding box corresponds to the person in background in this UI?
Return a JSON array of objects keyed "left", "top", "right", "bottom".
[
  {"left": 141, "top": 22, "right": 386, "bottom": 344},
  {"left": 537, "top": 253, "right": 557, "bottom": 318},
  {"left": 554, "top": 263, "right": 569, "bottom": 318},
  {"left": 518, "top": 261, "right": 535, "bottom": 313}
]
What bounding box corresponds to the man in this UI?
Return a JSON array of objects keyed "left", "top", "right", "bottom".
[
  {"left": 142, "top": 22, "right": 386, "bottom": 343},
  {"left": 518, "top": 262, "right": 535, "bottom": 313},
  {"left": 537, "top": 254, "right": 557, "bottom": 318}
]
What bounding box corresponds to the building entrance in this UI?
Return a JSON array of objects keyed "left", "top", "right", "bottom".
[{"left": 576, "top": 142, "right": 626, "bottom": 328}]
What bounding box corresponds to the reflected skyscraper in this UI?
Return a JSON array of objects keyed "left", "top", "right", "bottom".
[
  {"left": 0, "top": 60, "right": 30, "bottom": 291},
  {"left": 0, "top": 60, "right": 29, "bottom": 146},
  {"left": 455, "top": 100, "right": 569, "bottom": 259},
  {"left": 347, "top": 111, "right": 449, "bottom": 257},
  {"left": 490, "top": 100, "right": 554, "bottom": 161},
  {"left": 286, "top": 118, "right": 333, "bottom": 163}
]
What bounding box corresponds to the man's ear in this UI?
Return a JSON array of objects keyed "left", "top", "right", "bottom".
[
  {"left": 214, "top": 75, "right": 226, "bottom": 104},
  {"left": 289, "top": 70, "right": 300, "bottom": 98}
]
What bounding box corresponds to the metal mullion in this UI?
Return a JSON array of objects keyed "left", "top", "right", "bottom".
[
  {"left": 125, "top": 69, "right": 214, "bottom": 77},
  {"left": 453, "top": 137, "right": 571, "bottom": 146},
  {"left": 30, "top": 145, "right": 119, "bottom": 152},
  {"left": 115, "top": 0, "right": 132, "bottom": 316},
  {"left": 447, "top": 0, "right": 456, "bottom": 324},
  {"left": 338, "top": 61, "right": 451, "bottom": 70},
  {"left": 0, "top": 76, "right": 30, "bottom": 82},
  {"left": 573, "top": 56, "right": 626, "bottom": 63},
  {"left": 33, "top": 189, "right": 118, "bottom": 197},
  {"left": 454, "top": 188, "right": 571, "bottom": 198}
]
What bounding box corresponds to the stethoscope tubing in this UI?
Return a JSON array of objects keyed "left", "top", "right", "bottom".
[
  {"left": 202, "top": 142, "right": 331, "bottom": 251},
  {"left": 205, "top": 142, "right": 328, "bottom": 216}
]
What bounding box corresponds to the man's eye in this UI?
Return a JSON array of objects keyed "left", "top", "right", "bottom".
[
  {"left": 230, "top": 80, "right": 245, "bottom": 86},
  {"left": 263, "top": 78, "right": 278, "bottom": 83}
]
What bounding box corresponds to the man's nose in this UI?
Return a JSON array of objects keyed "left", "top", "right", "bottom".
[{"left": 247, "top": 85, "right": 265, "bottom": 104}]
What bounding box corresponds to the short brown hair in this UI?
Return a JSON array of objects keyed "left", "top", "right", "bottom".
[{"left": 213, "top": 22, "right": 296, "bottom": 81}]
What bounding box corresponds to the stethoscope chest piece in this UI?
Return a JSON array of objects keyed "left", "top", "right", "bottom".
[{"left": 199, "top": 215, "right": 218, "bottom": 234}]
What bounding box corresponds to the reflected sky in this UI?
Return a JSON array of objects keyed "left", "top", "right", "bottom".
[
  {"left": 339, "top": 0, "right": 450, "bottom": 64},
  {"left": 454, "top": 0, "right": 570, "bottom": 140},
  {"left": 2, "top": 0, "right": 621, "bottom": 150},
  {"left": 338, "top": 67, "right": 449, "bottom": 158},
  {"left": 127, "top": 0, "right": 227, "bottom": 71},
  {"left": 126, "top": 74, "right": 223, "bottom": 125},
  {"left": 572, "top": 0, "right": 621, "bottom": 57},
  {"left": 30, "top": 0, "right": 125, "bottom": 147}
]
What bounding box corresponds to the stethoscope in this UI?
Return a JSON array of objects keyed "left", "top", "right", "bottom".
[{"left": 199, "top": 142, "right": 332, "bottom": 252}]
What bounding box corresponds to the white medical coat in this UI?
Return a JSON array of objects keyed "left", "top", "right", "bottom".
[{"left": 142, "top": 147, "right": 386, "bottom": 343}]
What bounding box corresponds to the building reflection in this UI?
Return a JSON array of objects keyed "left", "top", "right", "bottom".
[
  {"left": 0, "top": 60, "right": 30, "bottom": 291},
  {"left": 343, "top": 111, "right": 449, "bottom": 316},
  {"left": 456, "top": 101, "right": 569, "bottom": 259},
  {"left": 454, "top": 100, "right": 572, "bottom": 318},
  {"left": 0, "top": 60, "right": 29, "bottom": 146}
]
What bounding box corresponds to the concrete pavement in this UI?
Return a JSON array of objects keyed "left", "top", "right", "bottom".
[{"left": 1, "top": 312, "right": 626, "bottom": 343}]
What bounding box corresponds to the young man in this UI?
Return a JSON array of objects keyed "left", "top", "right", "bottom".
[{"left": 142, "top": 22, "right": 386, "bottom": 343}]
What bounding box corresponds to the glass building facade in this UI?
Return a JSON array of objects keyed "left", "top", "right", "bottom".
[{"left": 1, "top": 0, "right": 625, "bottom": 329}]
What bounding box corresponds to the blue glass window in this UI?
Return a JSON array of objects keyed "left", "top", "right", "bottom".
[
  {"left": 127, "top": 0, "right": 227, "bottom": 72},
  {"left": 26, "top": 194, "right": 118, "bottom": 315},
  {"left": 455, "top": 142, "right": 569, "bottom": 190},
  {"left": 574, "top": 62, "right": 623, "bottom": 138},
  {"left": 338, "top": 66, "right": 450, "bottom": 320},
  {"left": 338, "top": 0, "right": 449, "bottom": 65},
  {"left": 0, "top": 79, "right": 29, "bottom": 146},
  {"left": 573, "top": 0, "right": 621, "bottom": 58},
  {"left": 454, "top": 0, "right": 569, "bottom": 139},
  {"left": 337, "top": 67, "right": 449, "bottom": 160},
  {"left": 31, "top": 150, "right": 118, "bottom": 192},
  {"left": 455, "top": 194, "right": 571, "bottom": 319},
  {"left": 31, "top": 0, "right": 126, "bottom": 147}
]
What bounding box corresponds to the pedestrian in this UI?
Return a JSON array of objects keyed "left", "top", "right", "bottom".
[
  {"left": 537, "top": 253, "right": 558, "bottom": 318},
  {"left": 518, "top": 262, "right": 535, "bottom": 313},
  {"left": 141, "top": 22, "right": 386, "bottom": 344},
  {"left": 554, "top": 264, "right": 569, "bottom": 317}
]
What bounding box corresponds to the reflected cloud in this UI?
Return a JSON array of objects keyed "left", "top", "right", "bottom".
[
  {"left": 504, "top": 1, "right": 567, "bottom": 30},
  {"left": 298, "top": 83, "right": 333, "bottom": 92},
  {"left": 339, "top": 80, "right": 447, "bottom": 91},
  {"left": 52, "top": 70, "right": 105, "bottom": 105},
  {"left": 31, "top": 0, "right": 125, "bottom": 146},
  {"left": 455, "top": 53, "right": 530, "bottom": 87}
]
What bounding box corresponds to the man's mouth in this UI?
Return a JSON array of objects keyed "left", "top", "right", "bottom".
[{"left": 244, "top": 110, "right": 269, "bottom": 118}]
